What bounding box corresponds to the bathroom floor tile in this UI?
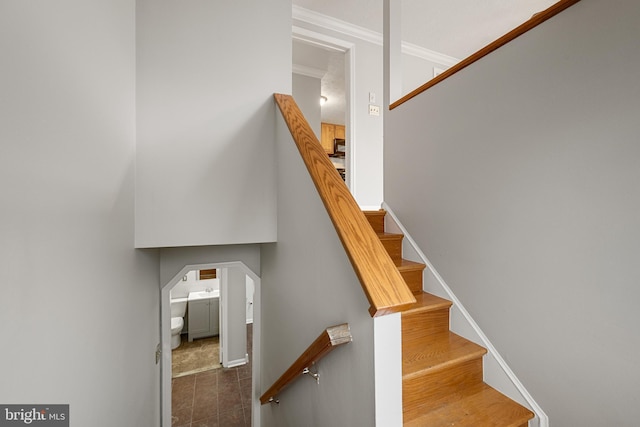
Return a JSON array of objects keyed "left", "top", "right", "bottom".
[
  {"left": 218, "top": 368, "right": 239, "bottom": 384},
  {"left": 218, "top": 406, "right": 246, "bottom": 427},
  {"left": 192, "top": 416, "right": 219, "bottom": 427},
  {"left": 195, "top": 374, "right": 217, "bottom": 392},
  {"left": 218, "top": 390, "right": 243, "bottom": 415},
  {"left": 171, "top": 406, "right": 193, "bottom": 427},
  {"left": 193, "top": 391, "right": 217, "bottom": 410},
  {"left": 172, "top": 389, "right": 194, "bottom": 411},
  {"left": 237, "top": 359, "right": 252, "bottom": 380},
  {"left": 192, "top": 403, "right": 217, "bottom": 422},
  {"left": 173, "top": 374, "right": 196, "bottom": 390},
  {"left": 196, "top": 369, "right": 218, "bottom": 380},
  {"left": 239, "top": 378, "right": 252, "bottom": 406}
]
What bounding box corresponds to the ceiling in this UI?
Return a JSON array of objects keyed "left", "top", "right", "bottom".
[
  {"left": 292, "top": 0, "right": 559, "bottom": 123},
  {"left": 293, "top": 40, "right": 346, "bottom": 125}
]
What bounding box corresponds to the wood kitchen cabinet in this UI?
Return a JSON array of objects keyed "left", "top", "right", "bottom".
[
  {"left": 321, "top": 122, "right": 345, "bottom": 154},
  {"left": 321, "top": 122, "right": 335, "bottom": 154}
]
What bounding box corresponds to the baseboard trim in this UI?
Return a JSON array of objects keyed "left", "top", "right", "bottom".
[{"left": 226, "top": 354, "right": 249, "bottom": 368}]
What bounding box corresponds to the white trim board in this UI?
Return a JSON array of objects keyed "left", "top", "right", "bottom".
[
  {"left": 226, "top": 354, "right": 250, "bottom": 369},
  {"left": 381, "top": 202, "right": 549, "bottom": 427},
  {"left": 374, "top": 313, "right": 403, "bottom": 426},
  {"left": 292, "top": 5, "right": 460, "bottom": 67},
  {"left": 292, "top": 63, "right": 326, "bottom": 79},
  {"left": 292, "top": 25, "right": 354, "bottom": 53}
]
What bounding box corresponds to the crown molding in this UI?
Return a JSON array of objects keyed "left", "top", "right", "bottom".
[
  {"left": 292, "top": 26, "right": 355, "bottom": 52},
  {"left": 292, "top": 64, "right": 326, "bottom": 79},
  {"left": 401, "top": 41, "right": 459, "bottom": 67},
  {"left": 292, "top": 5, "right": 460, "bottom": 67},
  {"left": 293, "top": 5, "right": 380, "bottom": 46}
]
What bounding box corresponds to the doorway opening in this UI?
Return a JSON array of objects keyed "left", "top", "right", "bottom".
[
  {"left": 292, "top": 27, "right": 356, "bottom": 191},
  {"left": 160, "top": 261, "right": 261, "bottom": 427}
]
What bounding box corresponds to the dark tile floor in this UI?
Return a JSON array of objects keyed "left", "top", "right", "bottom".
[{"left": 172, "top": 325, "right": 253, "bottom": 427}]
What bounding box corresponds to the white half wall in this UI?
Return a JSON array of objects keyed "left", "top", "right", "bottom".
[
  {"left": 0, "top": 1, "right": 160, "bottom": 425},
  {"left": 135, "top": 0, "right": 291, "bottom": 248}
]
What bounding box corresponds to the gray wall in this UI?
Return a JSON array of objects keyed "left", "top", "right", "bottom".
[
  {"left": 402, "top": 53, "right": 448, "bottom": 97},
  {"left": 385, "top": 0, "right": 640, "bottom": 425},
  {"left": 292, "top": 73, "right": 322, "bottom": 139},
  {"left": 135, "top": 0, "right": 291, "bottom": 248},
  {"left": 0, "top": 1, "right": 160, "bottom": 425},
  {"left": 259, "top": 110, "right": 376, "bottom": 426}
]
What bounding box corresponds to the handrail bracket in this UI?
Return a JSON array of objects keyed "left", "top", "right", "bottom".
[{"left": 302, "top": 366, "right": 320, "bottom": 384}]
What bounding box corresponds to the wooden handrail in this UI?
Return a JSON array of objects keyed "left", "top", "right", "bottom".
[
  {"left": 390, "top": 0, "right": 581, "bottom": 109},
  {"left": 260, "top": 323, "right": 353, "bottom": 404},
  {"left": 274, "top": 93, "right": 416, "bottom": 317}
]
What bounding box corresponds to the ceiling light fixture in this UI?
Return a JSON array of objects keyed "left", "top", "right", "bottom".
[{"left": 320, "top": 96, "right": 327, "bottom": 106}]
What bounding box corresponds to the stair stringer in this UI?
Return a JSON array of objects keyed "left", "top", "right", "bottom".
[{"left": 381, "top": 202, "right": 548, "bottom": 427}]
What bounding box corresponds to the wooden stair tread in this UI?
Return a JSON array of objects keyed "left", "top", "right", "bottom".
[
  {"left": 403, "top": 332, "right": 487, "bottom": 379},
  {"left": 403, "top": 383, "right": 534, "bottom": 427},
  {"left": 377, "top": 231, "right": 404, "bottom": 240},
  {"left": 402, "top": 291, "right": 451, "bottom": 314},
  {"left": 396, "top": 258, "right": 425, "bottom": 271},
  {"left": 402, "top": 358, "right": 484, "bottom": 419}
]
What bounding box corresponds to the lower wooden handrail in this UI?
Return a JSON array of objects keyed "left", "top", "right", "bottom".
[{"left": 260, "top": 323, "right": 352, "bottom": 404}]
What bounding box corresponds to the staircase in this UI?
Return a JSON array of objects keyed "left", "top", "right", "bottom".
[{"left": 364, "top": 210, "right": 534, "bottom": 427}]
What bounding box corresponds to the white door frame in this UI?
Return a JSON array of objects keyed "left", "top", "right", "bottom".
[
  {"left": 160, "top": 261, "right": 261, "bottom": 427},
  {"left": 292, "top": 26, "right": 356, "bottom": 192}
]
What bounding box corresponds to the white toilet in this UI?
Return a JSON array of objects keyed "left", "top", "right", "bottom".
[{"left": 170, "top": 298, "right": 188, "bottom": 350}]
